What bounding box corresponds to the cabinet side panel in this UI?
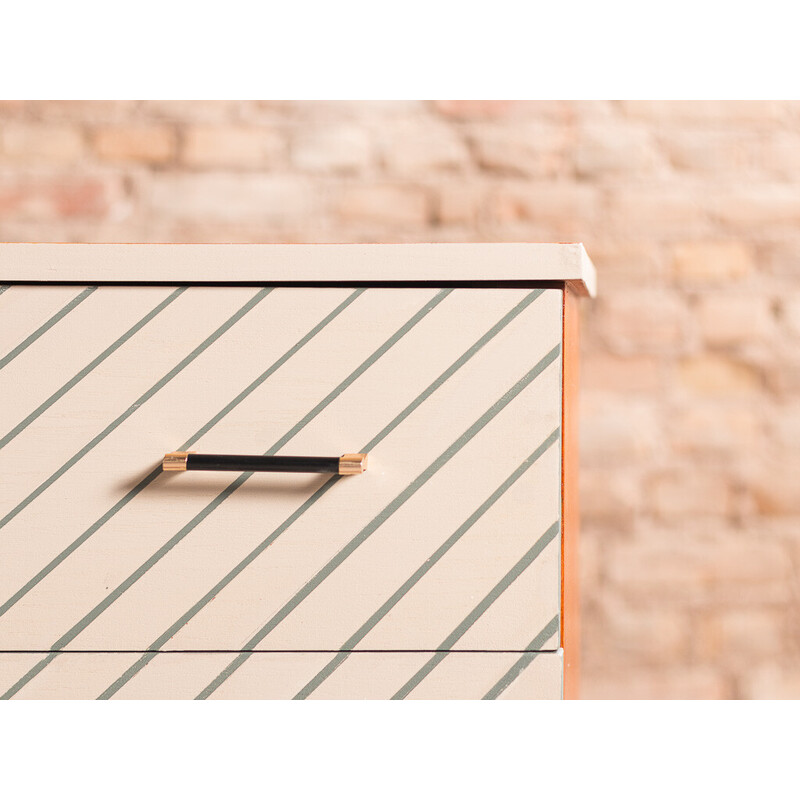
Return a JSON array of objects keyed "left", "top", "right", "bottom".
[{"left": 562, "top": 287, "right": 581, "bottom": 699}]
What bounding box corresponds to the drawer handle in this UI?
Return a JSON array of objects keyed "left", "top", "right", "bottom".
[{"left": 162, "top": 451, "right": 368, "bottom": 475}]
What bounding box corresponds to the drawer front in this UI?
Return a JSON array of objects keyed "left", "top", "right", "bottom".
[
  {"left": 0, "top": 285, "right": 562, "bottom": 696},
  {"left": 0, "top": 651, "right": 563, "bottom": 700}
]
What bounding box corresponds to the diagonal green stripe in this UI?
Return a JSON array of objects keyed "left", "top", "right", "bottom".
[
  {"left": 196, "top": 343, "right": 561, "bottom": 700},
  {"left": 0, "top": 285, "right": 10, "bottom": 297},
  {"left": 391, "top": 520, "right": 560, "bottom": 700},
  {"left": 44, "top": 290, "right": 449, "bottom": 651},
  {"left": 0, "top": 288, "right": 187, "bottom": 451},
  {"left": 99, "top": 289, "right": 546, "bottom": 700},
  {"left": 294, "top": 652, "right": 350, "bottom": 700},
  {"left": 294, "top": 427, "right": 561, "bottom": 699},
  {"left": 0, "top": 465, "right": 161, "bottom": 621},
  {"left": 0, "top": 289, "right": 361, "bottom": 619},
  {"left": 1, "top": 290, "right": 375, "bottom": 700},
  {"left": 0, "top": 286, "right": 96, "bottom": 371},
  {"left": 98, "top": 478, "right": 340, "bottom": 699},
  {"left": 0, "top": 288, "right": 271, "bottom": 532},
  {"left": 0, "top": 652, "right": 59, "bottom": 700},
  {"left": 481, "top": 615, "right": 560, "bottom": 700},
  {"left": 91, "top": 290, "right": 450, "bottom": 697},
  {"left": 0, "top": 289, "right": 365, "bottom": 622}
]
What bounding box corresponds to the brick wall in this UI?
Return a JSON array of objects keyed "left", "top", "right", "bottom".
[{"left": 2, "top": 100, "right": 798, "bottom": 698}]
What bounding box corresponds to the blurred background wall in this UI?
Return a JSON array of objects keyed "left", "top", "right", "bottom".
[{"left": 1, "top": 100, "right": 798, "bottom": 699}]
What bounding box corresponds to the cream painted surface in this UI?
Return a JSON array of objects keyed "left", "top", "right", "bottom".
[
  {"left": 0, "top": 653, "right": 563, "bottom": 699},
  {"left": 494, "top": 653, "right": 564, "bottom": 700},
  {"left": 350, "top": 449, "right": 561, "bottom": 652},
  {"left": 9, "top": 653, "right": 144, "bottom": 701},
  {"left": 0, "top": 242, "right": 597, "bottom": 297},
  {"left": 0, "top": 288, "right": 441, "bottom": 646},
  {"left": 124, "top": 367, "right": 560, "bottom": 653},
  {"left": 453, "top": 536, "right": 561, "bottom": 651},
  {"left": 0, "top": 285, "right": 88, "bottom": 357},
  {"left": 0, "top": 654, "right": 42, "bottom": 695},
  {"left": 62, "top": 289, "right": 537, "bottom": 650},
  {"left": 0, "top": 286, "right": 262, "bottom": 536},
  {"left": 113, "top": 652, "right": 254, "bottom": 700},
  {"left": 1, "top": 287, "right": 178, "bottom": 438},
  {"left": 0, "top": 282, "right": 564, "bottom": 699},
  {"left": 403, "top": 652, "right": 562, "bottom": 700},
  {"left": 126, "top": 291, "right": 560, "bottom": 652},
  {"left": 0, "top": 287, "right": 283, "bottom": 611}
]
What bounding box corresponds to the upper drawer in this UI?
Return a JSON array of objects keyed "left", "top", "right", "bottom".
[{"left": 0, "top": 285, "right": 562, "bottom": 653}]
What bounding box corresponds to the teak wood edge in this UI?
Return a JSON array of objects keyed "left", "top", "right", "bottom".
[{"left": 561, "top": 287, "right": 581, "bottom": 700}]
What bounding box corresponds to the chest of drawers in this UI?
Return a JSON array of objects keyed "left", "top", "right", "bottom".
[{"left": 0, "top": 243, "right": 595, "bottom": 700}]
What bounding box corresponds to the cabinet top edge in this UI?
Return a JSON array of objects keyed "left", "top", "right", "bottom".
[{"left": 0, "top": 243, "right": 597, "bottom": 297}]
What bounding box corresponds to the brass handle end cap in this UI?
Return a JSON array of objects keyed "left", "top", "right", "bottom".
[
  {"left": 163, "top": 451, "right": 190, "bottom": 471},
  {"left": 339, "top": 453, "right": 368, "bottom": 475}
]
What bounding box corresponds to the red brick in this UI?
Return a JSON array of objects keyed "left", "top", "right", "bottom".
[
  {"left": 29, "top": 100, "right": 140, "bottom": 123},
  {"left": 670, "top": 404, "right": 762, "bottom": 458},
  {"left": 760, "top": 131, "right": 800, "bottom": 178},
  {"left": 606, "top": 530, "right": 792, "bottom": 605},
  {"left": 661, "top": 130, "right": 759, "bottom": 173},
  {"left": 749, "top": 451, "right": 800, "bottom": 515},
  {"left": 580, "top": 395, "right": 660, "bottom": 465},
  {"left": 618, "top": 100, "right": 786, "bottom": 126},
  {"left": 144, "top": 100, "right": 245, "bottom": 123},
  {"left": 1, "top": 124, "right": 84, "bottom": 163},
  {"left": 183, "top": 126, "right": 284, "bottom": 168},
  {"left": 780, "top": 291, "right": 800, "bottom": 337},
  {"left": 745, "top": 664, "right": 800, "bottom": 699},
  {"left": 582, "top": 667, "right": 727, "bottom": 700},
  {"left": 381, "top": 121, "right": 469, "bottom": 174},
  {"left": 335, "top": 184, "right": 430, "bottom": 227},
  {"left": 582, "top": 353, "right": 662, "bottom": 393},
  {"left": 0, "top": 174, "right": 125, "bottom": 220},
  {"left": 606, "top": 184, "right": 712, "bottom": 237},
  {"left": 677, "top": 355, "right": 761, "bottom": 395},
  {"left": 695, "top": 609, "right": 783, "bottom": 662},
  {"left": 595, "top": 290, "right": 688, "bottom": 354},
  {"left": 146, "top": 173, "right": 314, "bottom": 224},
  {"left": 673, "top": 241, "right": 753, "bottom": 284},
  {"left": 712, "top": 185, "right": 800, "bottom": 228},
  {"left": 291, "top": 125, "right": 371, "bottom": 173},
  {"left": 580, "top": 468, "right": 641, "bottom": 530},
  {"left": 768, "top": 400, "right": 800, "bottom": 447},
  {"left": 94, "top": 126, "right": 176, "bottom": 163},
  {"left": 487, "top": 181, "right": 596, "bottom": 238},
  {"left": 698, "top": 294, "right": 774, "bottom": 346},
  {"left": 435, "top": 183, "right": 484, "bottom": 226},
  {"left": 432, "top": 100, "right": 518, "bottom": 119},
  {"left": 583, "top": 240, "right": 666, "bottom": 284},
  {"left": 591, "top": 593, "right": 690, "bottom": 665},
  {"left": 468, "top": 122, "right": 568, "bottom": 177},
  {"left": 575, "top": 121, "right": 663, "bottom": 177},
  {"left": 649, "top": 470, "right": 732, "bottom": 518}
]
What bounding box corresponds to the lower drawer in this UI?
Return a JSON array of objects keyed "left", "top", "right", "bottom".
[{"left": 0, "top": 651, "right": 563, "bottom": 700}]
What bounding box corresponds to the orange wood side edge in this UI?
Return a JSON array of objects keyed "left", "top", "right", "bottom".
[{"left": 561, "top": 287, "right": 581, "bottom": 699}]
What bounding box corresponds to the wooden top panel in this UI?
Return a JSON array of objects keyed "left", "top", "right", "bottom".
[{"left": 0, "top": 243, "right": 597, "bottom": 297}]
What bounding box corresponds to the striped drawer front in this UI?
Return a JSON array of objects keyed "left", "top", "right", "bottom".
[{"left": 0, "top": 285, "right": 563, "bottom": 699}]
